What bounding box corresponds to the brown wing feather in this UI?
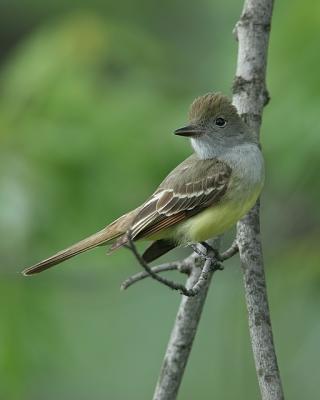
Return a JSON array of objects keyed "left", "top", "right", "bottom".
[
  {"left": 127, "top": 155, "right": 232, "bottom": 241},
  {"left": 136, "top": 211, "right": 188, "bottom": 238}
]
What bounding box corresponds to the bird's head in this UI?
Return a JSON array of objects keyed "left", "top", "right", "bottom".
[{"left": 174, "top": 93, "right": 253, "bottom": 159}]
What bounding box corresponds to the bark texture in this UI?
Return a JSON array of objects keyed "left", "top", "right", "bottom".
[
  {"left": 233, "top": 0, "right": 284, "bottom": 399},
  {"left": 152, "top": 239, "right": 220, "bottom": 400}
]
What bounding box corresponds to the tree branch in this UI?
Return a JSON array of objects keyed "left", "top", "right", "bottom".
[
  {"left": 233, "top": 0, "right": 285, "bottom": 399},
  {"left": 153, "top": 238, "right": 221, "bottom": 400},
  {"left": 121, "top": 241, "right": 237, "bottom": 292},
  {"left": 126, "top": 235, "right": 223, "bottom": 297},
  {"left": 120, "top": 260, "right": 191, "bottom": 291}
]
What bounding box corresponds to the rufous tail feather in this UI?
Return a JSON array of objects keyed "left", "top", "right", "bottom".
[{"left": 22, "top": 211, "right": 139, "bottom": 276}]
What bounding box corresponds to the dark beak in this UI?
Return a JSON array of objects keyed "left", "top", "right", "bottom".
[{"left": 174, "top": 125, "right": 204, "bottom": 138}]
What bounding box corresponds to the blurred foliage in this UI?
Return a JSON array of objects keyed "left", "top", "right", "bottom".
[{"left": 0, "top": 1, "right": 319, "bottom": 399}]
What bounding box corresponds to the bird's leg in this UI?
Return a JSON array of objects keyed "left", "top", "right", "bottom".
[
  {"left": 189, "top": 244, "right": 207, "bottom": 258},
  {"left": 190, "top": 242, "right": 223, "bottom": 269}
]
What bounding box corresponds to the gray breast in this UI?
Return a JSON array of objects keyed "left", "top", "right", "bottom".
[{"left": 220, "top": 144, "right": 265, "bottom": 200}]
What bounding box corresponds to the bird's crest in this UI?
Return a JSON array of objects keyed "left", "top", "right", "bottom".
[{"left": 188, "top": 92, "right": 238, "bottom": 122}]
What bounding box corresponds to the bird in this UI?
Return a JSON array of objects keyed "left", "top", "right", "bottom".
[{"left": 22, "top": 92, "right": 265, "bottom": 276}]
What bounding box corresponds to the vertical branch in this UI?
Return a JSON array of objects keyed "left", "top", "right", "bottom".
[
  {"left": 152, "top": 238, "right": 220, "bottom": 400},
  {"left": 233, "top": 1, "right": 284, "bottom": 399}
]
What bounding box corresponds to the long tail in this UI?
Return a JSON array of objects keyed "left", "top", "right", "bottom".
[{"left": 22, "top": 211, "right": 138, "bottom": 276}]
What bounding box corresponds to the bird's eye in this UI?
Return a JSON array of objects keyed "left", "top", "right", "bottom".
[{"left": 215, "top": 117, "right": 227, "bottom": 127}]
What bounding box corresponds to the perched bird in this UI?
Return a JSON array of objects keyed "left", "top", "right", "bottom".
[{"left": 22, "top": 93, "right": 264, "bottom": 276}]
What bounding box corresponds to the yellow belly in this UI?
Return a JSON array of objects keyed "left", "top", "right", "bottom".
[{"left": 174, "top": 191, "right": 260, "bottom": 244}]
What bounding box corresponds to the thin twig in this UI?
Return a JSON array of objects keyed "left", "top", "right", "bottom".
[
  {"left": 126, "top": 234, "right": 221, "bottom": 297},
  {"left": 125, "top": 229, "right": 240, "bottom": 296},
  {"left": 120, "top": 261, "right": 191, "bottom": 291},
  {"left": 127, "top": 236, "right": 191, "bottom": 295},
  {"left": 122, "top": 240, "right": 239, "bottom": 291},
  {"left": 219, "top": 240, "right": 238, "bottom": 261},
  {"left": 184, "top": 257, "right": 217, "bottom": 296}
]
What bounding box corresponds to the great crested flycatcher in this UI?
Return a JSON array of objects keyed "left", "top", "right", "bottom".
[{"left": 22, "top": 93, "right": 265, "bottom": 276}]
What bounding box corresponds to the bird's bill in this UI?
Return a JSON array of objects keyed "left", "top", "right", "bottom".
[{"left": 174, "top": 125, "right": 205, "bottom": 137}]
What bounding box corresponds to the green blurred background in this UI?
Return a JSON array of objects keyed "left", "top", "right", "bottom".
[{"left": 0, "top": 1, "right": 319, "bottom": 399}]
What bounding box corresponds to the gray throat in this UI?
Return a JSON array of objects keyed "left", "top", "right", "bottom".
[
  {"left": 190, "top": 138, "right": 227, "bottom": 160},
  {"left": 191, "top": 137, "right": 265, "bottom": 190}
]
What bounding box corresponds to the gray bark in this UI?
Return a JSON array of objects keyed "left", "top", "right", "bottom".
[
  {"left": 233, "top": 0, "right": 285, "bottom": 399},
  {"left": 152, "top": 238, "right": 220, "bottom": 400},
  {"left": 152, "top": 260, "right": 213, "bottom": 400}
]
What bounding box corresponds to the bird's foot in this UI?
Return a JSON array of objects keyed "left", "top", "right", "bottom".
[{"left": 190, "top": 243, "right": 224, "bottom": 270}]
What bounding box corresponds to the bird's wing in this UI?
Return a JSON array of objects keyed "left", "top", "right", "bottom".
[{"left": 128, "top": 154, "right": 232, "bottom": 240}]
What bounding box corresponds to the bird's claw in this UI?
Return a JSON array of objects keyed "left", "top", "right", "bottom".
[{"left": 190, "top": 243, "right": 222, "bottom": 269}]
